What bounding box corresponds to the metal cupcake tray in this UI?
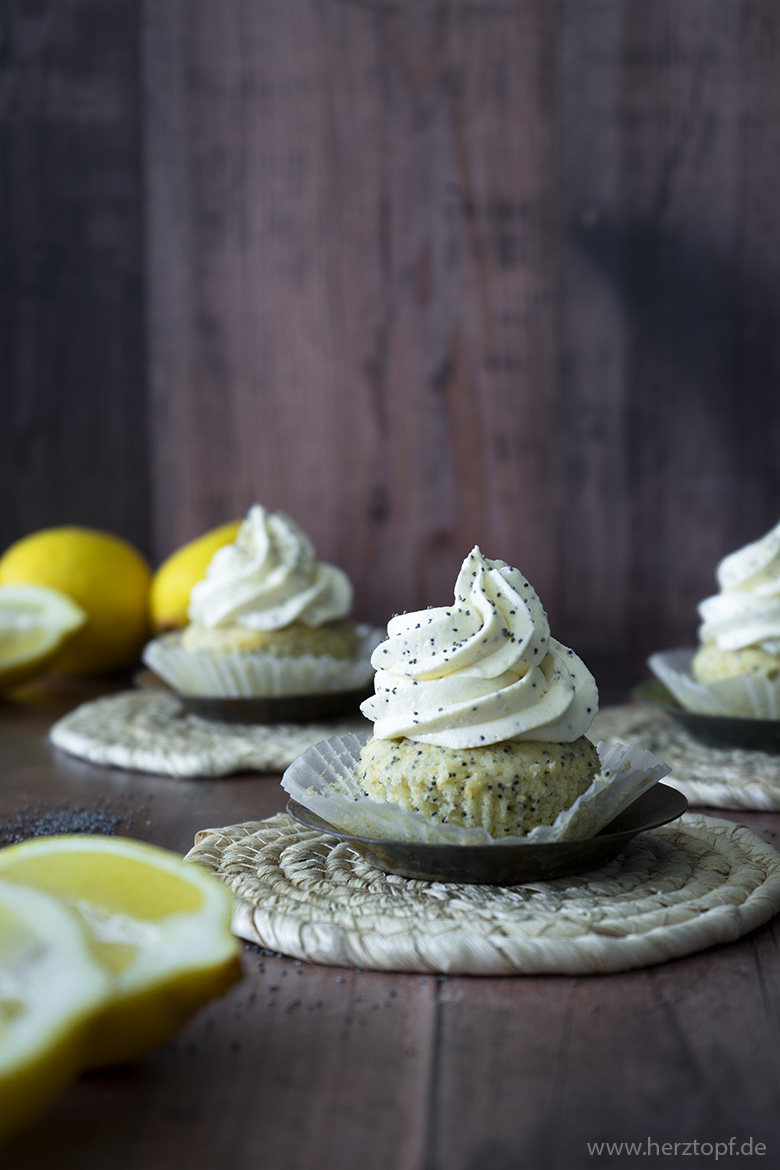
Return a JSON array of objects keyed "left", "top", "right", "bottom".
[
  {"left": 287, "top": 783, "right": 688, "bottom": 885},
  {"left": 635, "top": 679, "right": 780, "bottom": 753},
  {"left": 135, "top": 669, "right": 371, "bottom": 724}
]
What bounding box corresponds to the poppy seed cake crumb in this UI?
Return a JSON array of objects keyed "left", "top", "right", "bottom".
[
  {"left": 180, "top": 618, "right": 360, "bottom": 659},
  {"left": 692, "top": 644, "right": 780, "bottom": 684},
  {"left": 357, "top": 735, "right": 600, "bottom": 837}
]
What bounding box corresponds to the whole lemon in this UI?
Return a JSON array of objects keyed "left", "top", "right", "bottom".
[
  {"left": 0, "top": 527, "right": 152, "bottom": 674},
  {"left": 150, "top": 520, "right": 241, "bottom": 634}
]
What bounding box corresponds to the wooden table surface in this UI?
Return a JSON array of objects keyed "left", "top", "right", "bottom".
[{"left": 2, "top": 679, "right": 780, "bottom": 1170}]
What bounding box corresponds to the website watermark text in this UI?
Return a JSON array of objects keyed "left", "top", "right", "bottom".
[{"left": 586, "top": 1137, "right": 766, "bottom": 1159}]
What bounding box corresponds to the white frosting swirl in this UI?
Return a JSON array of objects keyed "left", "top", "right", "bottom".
[
  {"left": 698, "top": 520, "right": 780, "bottom": 654},
  {"left": 188, "top": 505, "right": 352, "bottom": 630},
  {"left": 360, "top": 546, "right": 598, "bottom": 747}
]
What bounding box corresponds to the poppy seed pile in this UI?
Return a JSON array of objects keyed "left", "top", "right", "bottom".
[{"left": 0, "top": 795, "right": 152, "bottom": 846}]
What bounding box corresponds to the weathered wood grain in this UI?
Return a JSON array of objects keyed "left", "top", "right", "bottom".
[
  {"left": 560, "top": 0, "right": 780, "bottom": 677},
  {"left": 2, "top": 955, "right": 437, "bottom": 1170},
  {"left": 4, "top": 0, "right": 780, "bottom": 684},
  {"left": 0, "top": 0, "right": 149, "bottom": 554},
  {"left": 0, "top": 688, "right": 437, "bottom": 1170},
  {"left": 144, "top": 0, "right": 561, "bottom": 627},
  {"left": 427, "top": 917, "right": 780, "bottom": 1168},
  {"left": 3, "top": 692, "right": 780, "bottom": 1170}
]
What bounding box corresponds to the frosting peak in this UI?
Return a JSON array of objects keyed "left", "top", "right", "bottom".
[
  {"left": 361, "top": 547, "right": 598, "bottom": 747},
  {"left": 698, "top": 520, "right": 780, "bottom": 654},
  {"left": 188, "top": 505, "right": 352, "bottom": 630}
]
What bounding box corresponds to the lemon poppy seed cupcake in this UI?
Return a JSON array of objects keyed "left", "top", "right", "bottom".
[
  {"left": 649, "top": 519, "right": 780, "bottom": 719},
  {"left": 357, "top": 546, "right": 600, "bottom": 837},
  {"left": 692, "top": 519, "right": 780, "bottom": 686},
  {"left": 143, "top": 506, "right": 379, "bottom": 697}
]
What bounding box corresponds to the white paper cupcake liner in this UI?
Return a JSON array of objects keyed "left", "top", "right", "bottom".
[
  {"left": 280, "top": 734, "right": 671, "bottom": 846},
  {"left": 143, "top": 624, "right": 384, "bottom": 699},
  {"left": 649, "top": 649, "right": 780, "bottom": 720}
]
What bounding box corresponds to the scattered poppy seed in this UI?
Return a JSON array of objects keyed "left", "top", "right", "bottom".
[{"left": 0, "top": 796, "right": 150, "bottom": 845}]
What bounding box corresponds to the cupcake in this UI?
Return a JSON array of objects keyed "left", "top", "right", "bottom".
[
  {"left": 143, "top": 506, "right": 380, "bottom": 698},
  {"left": 693, "top": 520, "right": 780, "bottom": 683},
  {"left": 357, "top": 546, "right": 601, "bottom": 837},
  {"left": 283, "top": 547, "right": 669, "bottom": 844},
  {"left": 649, "top": 519, "right": 780, "bottom": 718}
]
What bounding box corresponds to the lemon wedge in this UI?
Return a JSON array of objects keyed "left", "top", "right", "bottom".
[
  {"left": 0, "top": 879, "right": 109, "bottom": 1140},
  {"left": 0, "top": 835, "right": 241, "bottom": 1068},
  {"left": 150, "top": 520, "right": 242, "bottom": 634},
  {"left": 0, "top": 585, "right": 87, "bottom": 690}
]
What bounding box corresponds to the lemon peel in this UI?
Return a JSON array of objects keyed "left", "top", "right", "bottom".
[
  {"left": 0, "top": 835, "right": 242, "bottom": 1069},
  {"left": 0, "top": 879, "right": 109, "bottom": 1140},
  {"left": 0, "top": 585, "right": 86, "bottom": 690},
  {"left": 150, "top": 520, "right": 242, "bottom": 634},
  {"left": 0, "top": 527, "right": 152, "bottom": 675}
]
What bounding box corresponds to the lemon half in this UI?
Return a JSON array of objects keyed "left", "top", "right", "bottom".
[
  {"left": 0, "top": 880, "right": 109, "bottom": 1140},
  {"left": 0, "top": 585, "right": 87, "bottom": 690},
  {"left": 0, "top": 835, "right": 242, "bottom": 1069}
]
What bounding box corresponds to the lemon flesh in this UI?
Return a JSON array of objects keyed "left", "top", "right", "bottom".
[
  {"left": 150, "top": 520, "right": 242, "bottom": 634},
  {"left": 0, "top": 585, "right": 87, "bottom": 690},
  {"left": 0, "top": 835, "right": 242, "bottom": 1068},
  {"left": 0, "top": 526, "right": 152, "bottom": 674},
  {"left": 0, "top": 880, "right": 109, "bottom": 1140}
]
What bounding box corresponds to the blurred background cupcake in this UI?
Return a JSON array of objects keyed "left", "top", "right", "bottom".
[
  {"left": 144, "top": 505, "right": 381, "bottom": 698},
  {"left": 4, "top": 4, "right": 780, "bottom": 709},
  {"left": 650, "top": 520, "right": 780, "bottom": 720}
]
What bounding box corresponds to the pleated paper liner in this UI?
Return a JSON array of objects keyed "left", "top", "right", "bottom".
[
  {"left": 143, "top": 623, "right": 384, "bottom": 701},
  {"left": 649, "top": 648, "right": 780, "bottom": 722},
  {"left": 134, "top": 669, "right": 373, "bottom": 725},
  {"left": 635, "top": 677, "right": 780, "bottom": 754},
  {"left": 285, "top": 784, "right": 686, "bottom": 884},
  {"left": 280, "top": 734, "right": 672, "bottom": 846}
]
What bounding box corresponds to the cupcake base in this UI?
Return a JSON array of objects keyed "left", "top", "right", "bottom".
[
  {"left": 357, "top": 735, "right": 600, "bottom": 837},
  {"left": 692, "top": 644, "right": 780, "bottom": 684}
]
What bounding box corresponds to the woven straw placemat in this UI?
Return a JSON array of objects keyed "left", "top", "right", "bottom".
[
  {"left": 591, "top": 704, "right": 780, "bottom": 811},
  {"left": 186, "top": 812, "right": 780, "bottom": 975},
  {"left": 49, "top": 691, "right": 367, "bottom": 777}
]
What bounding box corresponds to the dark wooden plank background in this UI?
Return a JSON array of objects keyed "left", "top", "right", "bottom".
[{"left": 3, "top": 0, "right": 780, "bottom": 687}]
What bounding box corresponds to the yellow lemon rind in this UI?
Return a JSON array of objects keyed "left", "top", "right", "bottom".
[
  {"left": 0, "top": 835, "right": 242, "bottom": 1069},
  {"left": 150, "top": 520, "right": 242, "bottom": 635},
  {"left": 0, "top": 527, "right": 152, "bottom": 675}
]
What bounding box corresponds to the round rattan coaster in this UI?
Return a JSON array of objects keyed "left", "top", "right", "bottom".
[
  {"left": 49, "top": 691, "right": 367, "bottom": 777},
  {"left": 592, "top": 704, "right": 780, "bottom": 811},
  {"left": 185, "top": 812, "right": 780, "bottom": 975}
]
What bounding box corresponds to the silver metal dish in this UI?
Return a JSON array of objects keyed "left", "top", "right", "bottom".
[
  {"left": 134, "top": 669, "right": 371, "bottom": 725},
  {"left": 634, "top": 678, "right": 780, "bottom": 754},
  {"left": 286, "top": 783, "right": 688, "bottom": 884}
]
